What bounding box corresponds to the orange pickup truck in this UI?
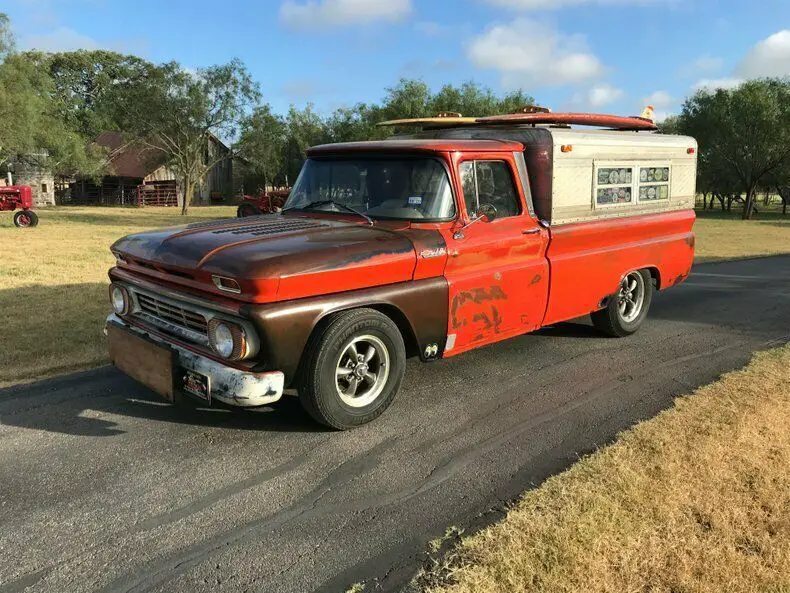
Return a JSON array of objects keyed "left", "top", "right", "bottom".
[{"left": 106, "top": 111, "right": 697, "bottom": 429}]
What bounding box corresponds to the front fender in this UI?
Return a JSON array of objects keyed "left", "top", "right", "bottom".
[{"left": 243, "top": 278, "right": 449, "bottom": 385}]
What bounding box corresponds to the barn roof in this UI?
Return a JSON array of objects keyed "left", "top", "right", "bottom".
[{"left": 93, "top": 131, "right": 169, "bottom": 179}]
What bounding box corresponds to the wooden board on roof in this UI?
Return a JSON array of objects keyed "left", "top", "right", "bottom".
[
  {"left": 476, "top": 112, "right": 658, "bottom": 131},
  {"left": 377, "top": 116, "right": 480, "bottom": 127}
]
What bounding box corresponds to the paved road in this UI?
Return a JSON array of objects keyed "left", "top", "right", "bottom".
[{"left": 2, "top": 256, "right": 789, "bottom": 593}]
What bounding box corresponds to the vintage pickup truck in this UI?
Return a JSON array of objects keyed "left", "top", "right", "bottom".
[{"left": 106, "top": 111, "right": 697, "bottom": 429}]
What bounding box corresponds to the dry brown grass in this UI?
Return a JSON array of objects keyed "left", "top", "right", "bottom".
[
  {"left": 694, "top": 211, "right": 790, "bottom": 262},
  {"left": 420, "top": 344, "right": 790, "bottom": 593},
  {"left": 0, "top": 205, "right": 235, "bottom": 387},
  {"left": 0, "top": 206, "right": 788, "bottom": 388}
]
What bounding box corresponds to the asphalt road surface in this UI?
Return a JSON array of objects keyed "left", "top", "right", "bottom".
[{"left": 2, "top": 256, "right": 790, "bottom": 593}]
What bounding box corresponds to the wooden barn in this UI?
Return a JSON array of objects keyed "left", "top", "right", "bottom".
[{"left": 67, "top": 132, "right": 234, "bottom": 206}]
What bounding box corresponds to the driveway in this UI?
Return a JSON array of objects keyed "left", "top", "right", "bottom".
[{"left": 1, "top": 256, "right": 789, "bottom": 593}]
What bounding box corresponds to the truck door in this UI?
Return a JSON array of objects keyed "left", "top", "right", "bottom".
[{"left": 440, "top": 153, "right": 550, "bottom": 356}]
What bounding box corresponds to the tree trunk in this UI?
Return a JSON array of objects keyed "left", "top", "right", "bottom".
[
  {"left": 181, "top": 176, "right": 194, "bottom": 215},
  {"left": 742, "top": 186, "right": 757, "bottom": 220}
]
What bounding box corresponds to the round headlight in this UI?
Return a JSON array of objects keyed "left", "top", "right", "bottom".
[
  {"left": 110, "top": 285, "right": 128, "bottom": 315},
  {"left": 212, "top": 323, "right": 235, "bottom": 358}
]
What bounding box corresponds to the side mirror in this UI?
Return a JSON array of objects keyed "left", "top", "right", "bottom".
[{"left": 476, "top": 203, "right": 498, "bottom": 222}]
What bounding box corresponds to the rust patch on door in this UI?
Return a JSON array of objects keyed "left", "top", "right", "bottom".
[{"left": 451, "top": 286, "right": 507, "bottom": 332}]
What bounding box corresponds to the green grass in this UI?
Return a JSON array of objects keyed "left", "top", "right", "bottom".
[{"left": 0, "top": 205, "right": 236, "bottom": 387}]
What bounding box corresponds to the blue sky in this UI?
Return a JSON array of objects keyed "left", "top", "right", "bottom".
[{"left": 6, "top": 0, "right": 790, "bottom": 121}]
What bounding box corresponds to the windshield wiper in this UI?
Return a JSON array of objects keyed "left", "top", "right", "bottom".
[{"left": 283, "top": 200, "right": 373, "bottom": 225}]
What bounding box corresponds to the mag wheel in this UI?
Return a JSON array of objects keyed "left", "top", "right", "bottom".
[
  {"left": 13, "top": 210, "right": 38, "bottom": 228},
  {"left": 591, "top": 269, "right": 653, "bottom": 337},
  {"left": 298, "top": 308, "right": 406, "bottom": 430}
]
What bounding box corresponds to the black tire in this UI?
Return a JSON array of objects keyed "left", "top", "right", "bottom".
[
  {"left": 591, "top": 269, "right": 653, "bottom": 337},
  {"left": 13, "top": 210, "right": 38, "bottom": 228},
  {"left": 298, "top": 308, "right": 406, "bottom": 430},
  {"left": 237, "top": 203, "right": 261, "bottom": 217}
]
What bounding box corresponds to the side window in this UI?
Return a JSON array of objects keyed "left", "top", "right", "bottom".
[
  {"left": 594, "top": 163, "right": 672, "bottom": 207},
  {"left": 459, "top": 160, "right": 522, "bottom": 219},
  {"left": 595, "top": 167, "right": 633, "bottom": 205},
  {"left": 459, "top": 161, "right": 477, "bottom": 215},
  {"left": 638, "top": 166, "right": 670, "bottom": 201}
]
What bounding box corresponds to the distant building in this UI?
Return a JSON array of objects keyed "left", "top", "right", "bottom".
[
  {"left": 67, "top": 132, "right": 234, "bottom": 206},
  {"left": 5, "top": 150, "right": 56, "bottom": 206}
]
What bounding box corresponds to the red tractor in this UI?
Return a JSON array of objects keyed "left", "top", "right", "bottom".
[
  {"left": 0, "top": 185, "right": 39, "bottom": 228},
  {"left": 236, "top": 188, "right": 291, "bottom": 217}
]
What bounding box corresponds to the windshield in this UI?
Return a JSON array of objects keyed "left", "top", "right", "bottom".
[{"left": 284, "top": 157, "right": 456, "bottom": 221}]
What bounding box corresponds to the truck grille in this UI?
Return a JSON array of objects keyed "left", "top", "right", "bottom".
[{"left": 135, "top": 292, "right": 209, "bottom": 344}]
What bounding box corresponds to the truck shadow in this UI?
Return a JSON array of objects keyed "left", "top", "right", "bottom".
[{"left": 0, "top": 368, "right": 322, "bottom": 437}]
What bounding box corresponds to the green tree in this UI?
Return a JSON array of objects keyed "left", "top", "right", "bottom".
[
  {"left": 22, "top": 49, "right": 154, "bottom": 140},
  {"left": 110, "top": 59, "right": 260, "bottom": 214},
  {"left": 283, "top": 104, "right": 327, "bottom": 185},
  {"left": 237, "top": 103, "right": 287, "bottom": 189},
  {"left": 428, "top": 81, "right": 533, "bottom": 117},
  {"left": 0, "top": 50, "right": 100, "bottom": 174},
  {"left": 679, "top": 79, "right": 790, "bottom": 219}
]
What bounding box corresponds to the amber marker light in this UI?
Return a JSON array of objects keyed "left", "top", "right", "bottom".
[{"left": 561, "top": 145, "right": 573, "bottom": 153}]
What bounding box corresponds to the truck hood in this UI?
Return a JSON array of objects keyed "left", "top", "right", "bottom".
[{"left": 111, "top": 215, "right": 421, "bottom": 302}]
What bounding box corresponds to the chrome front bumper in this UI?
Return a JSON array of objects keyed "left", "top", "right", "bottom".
[{"left": 106, "top": 314, "right": 284, "bottom": 407}]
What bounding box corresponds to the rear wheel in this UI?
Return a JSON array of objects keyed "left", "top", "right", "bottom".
[
  {"left": 298, "top": 308, "right": 406, "bottom": 430},
  {"left": 237, "top": 203, "right": 261, "bottom": 217},
  {"left": 591, "top": 269, "right": 653, "bottom": 337},
  {"left": 13, "top": 210, "right": 38, "bottom": 228}
]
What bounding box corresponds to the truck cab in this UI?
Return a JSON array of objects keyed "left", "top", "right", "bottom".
[{"left": 106, "top": 112, "right": 697, "bottom": 429}]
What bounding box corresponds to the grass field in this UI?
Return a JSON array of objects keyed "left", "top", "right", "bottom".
[
  {"left": 0, "top": 206, "right": 236, "bottom": 387},
  {"left": 694, "top": 209, "right": 790, "bottom": 262},
  {"left": 0, "top": 205, "right": 788, "bottom": 387},
  {"left": 418, "top": 344, "right": 790, "bottom": 593}
]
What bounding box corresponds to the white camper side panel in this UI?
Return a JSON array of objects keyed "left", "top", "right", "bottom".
[{"left": 549, "top": 130, "right": 697, "bottom": 226}]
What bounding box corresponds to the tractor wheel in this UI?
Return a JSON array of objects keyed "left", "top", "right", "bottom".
[
  {"left": 13, "top": 210, "right": 38, "bottom": 228},
  {"left": 237, "top": 203, "right": 261, "bottom": 218}
]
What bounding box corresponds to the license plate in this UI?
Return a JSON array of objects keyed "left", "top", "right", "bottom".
[
  {"left": 107, "top": 323, "right": 176, "bottom": 402},
  {"left": 182, "top": 370, "right": 210, "bottom": 402}
]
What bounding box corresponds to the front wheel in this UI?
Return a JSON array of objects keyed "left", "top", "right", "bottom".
[
  {"left": 591, "top": 269, "right": 653, "bottom": 337},
  {"left": 298, "top": 308, "right": 406, "bottom": 430},
  {"left": 13, "top": 210, "right": 38, "bottom": 228}
]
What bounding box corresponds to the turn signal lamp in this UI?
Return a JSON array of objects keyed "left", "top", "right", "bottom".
[{"left": 561, "top": 145, "right": 573, "bottom": 153}]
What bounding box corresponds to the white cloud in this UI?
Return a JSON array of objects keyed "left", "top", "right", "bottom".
[
  {"left": 467, "top": 18, "right": 605, "bottom": 88},
  {"left": 643, "top": 90, "right": 673, "bottom": 108},
  {"left": 680, "top": 54, "right": 724, "bottom": 77},
  {"left": 21, "top": 27, "right": 100, "bottom": 51},
  {"left": 692, "top": 78, "right": 743, "bottom": 92},
  {"left": 482, "top": 0, "right": 670, "bottom": 9},
  {"left": 570, "top": 83, "right": 623, "bottom": 108},
  {"left": 736, "top": 30, "right": 790, "bottom": 78},
  {"left": 279, "top": 0, "right": 411, "bottom": 29}
]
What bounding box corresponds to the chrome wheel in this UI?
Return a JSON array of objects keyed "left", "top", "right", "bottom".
[
  {"left": 618, "top": 271, "right": 646, "bottom": 323},
  {"left": 335, "top": 335, "right": 390, "bottom": 408}
]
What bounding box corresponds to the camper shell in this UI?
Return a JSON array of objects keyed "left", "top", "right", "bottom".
[{"left": 407, "top": 125, "right": 698, "bottom": 225}]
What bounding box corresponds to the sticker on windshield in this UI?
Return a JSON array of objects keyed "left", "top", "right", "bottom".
[{"left": 408, "top": 196, "right": 422, "bottom": 206}]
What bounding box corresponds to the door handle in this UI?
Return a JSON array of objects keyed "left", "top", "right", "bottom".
[{"left": 522, "top": 228, "right": 541, "bottom": 235}]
